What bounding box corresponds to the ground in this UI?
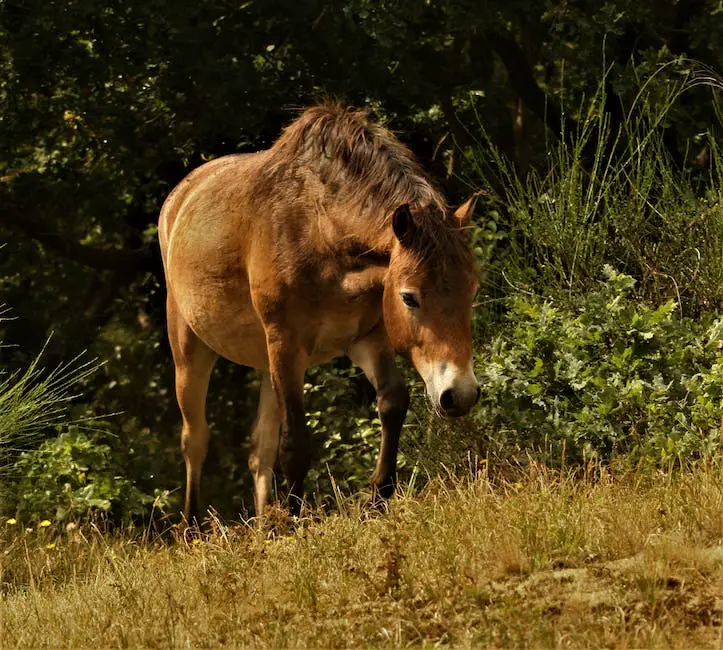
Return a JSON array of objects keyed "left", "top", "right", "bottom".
[{"left": 3, "top": 463, "right": 723, "bottom": 648}]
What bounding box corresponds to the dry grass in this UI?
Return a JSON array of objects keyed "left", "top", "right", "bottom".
[{"left": 3, "top": 463, "right": 723, "bottom": 648}]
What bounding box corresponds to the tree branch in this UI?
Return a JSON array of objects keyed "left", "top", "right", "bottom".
[
  {"left": 439, "top": 92, "right": 472, "bottom": 151},
  {"left": 0, "top": 207, "right": 155, "bottom": 273},
  {"left": 484, "top": 29, "right": 577, "bottom": 145}
]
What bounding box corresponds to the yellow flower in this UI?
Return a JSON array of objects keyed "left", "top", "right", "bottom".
[
  {"left": 6, "top": 518, "right": 17, "bottom": 525},
  {"left": 192, "top": 538, "right": 201, "bottom": 545},
  {"left": 39, "top": 520, "right": 51, "bottom": 528},
  {"left": 46, "top": 542, "right": 56, "bottom": 549}
]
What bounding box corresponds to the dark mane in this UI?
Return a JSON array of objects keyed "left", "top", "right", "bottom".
[
  {"left": 268, "top": 103, "right": 445, "bottom": 218},
  {"left": 265, "top": 102, "right": 472, "bottom": 269}
]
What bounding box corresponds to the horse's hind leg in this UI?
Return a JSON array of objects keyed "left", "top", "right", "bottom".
[
  {"left": 167, "top": 295, "right": 218, "bottom": 525},
  {"left": 248, "top": 372, "right": 281, "bottom": 516}
]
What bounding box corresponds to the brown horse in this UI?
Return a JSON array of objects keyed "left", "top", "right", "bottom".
[{"left": 159, "top": 104, "right": 480, "bottom": 522}]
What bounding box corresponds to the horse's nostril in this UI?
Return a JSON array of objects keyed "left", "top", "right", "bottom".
[
  {"left": 475, "top": 386, "right": 481, "bottom": 402},
  {"left": 440, "top": 389, "right": 455, "bottom": 412}
]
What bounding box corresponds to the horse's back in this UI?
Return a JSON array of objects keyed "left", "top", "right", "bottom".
[{"left": 159, "top": 153, "right": 260, "bottom": 262}]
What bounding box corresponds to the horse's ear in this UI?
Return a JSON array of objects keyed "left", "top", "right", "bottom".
[
  {"left": 392, "top": 204, "right": 415, "bottom": 245},
  {"left": 453, "top": 193, "right": 480, "bottom": 227}
]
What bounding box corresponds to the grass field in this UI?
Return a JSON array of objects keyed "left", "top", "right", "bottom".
[{"left": 3, "top": 463, "right": 723, "bottom": 648}]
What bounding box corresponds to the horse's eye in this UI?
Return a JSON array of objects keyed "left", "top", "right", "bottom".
[{"left": 400, "top": 292, "right": 420, "bottom": 309}]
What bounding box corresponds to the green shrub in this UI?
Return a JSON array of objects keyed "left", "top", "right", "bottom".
[
  {"left": 471, "top": 267, "right": 723, "bottom": 466},
  {"left": 0, "top": 341, "right": 99, "bottom": 474},
  {"left": 303, "top": 364, "right": 400, "bottom": 505},
  {"left": 13, "top": 427, "right": 162, "bottom": 521},
  {"left": 0, "top": 330, "right": 172, "bottom": 522}
]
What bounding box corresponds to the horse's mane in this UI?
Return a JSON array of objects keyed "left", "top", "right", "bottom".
[{"left": 265, "top": 102, "right": 472, "bottom": 270}]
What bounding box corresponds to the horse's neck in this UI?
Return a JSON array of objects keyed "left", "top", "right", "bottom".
[{"left": 285, "top": 167, "right": 408, "bottom": 256}]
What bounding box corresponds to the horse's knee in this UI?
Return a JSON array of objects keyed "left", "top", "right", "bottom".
[
  {"left": 181, "top": 422, "right": 210, "bottom": 465},
  {"left": 248, "top": 421, "right": 280, "bottom": 472},
  {"left": 248, "top": 441, "right": 276, "bottom": 475},
  {"left": 249, "top": 448, "right": 277, "bottom": 516},
  {"left": 377, "top": 381, "right": 409, "bottom": 425},
  {"left": 248, "top": 449, "right": 260, "bottom": 475}
]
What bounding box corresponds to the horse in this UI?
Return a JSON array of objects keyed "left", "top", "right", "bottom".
[{"left": 158, "top": 103, "right": 480, "bottom": 523}]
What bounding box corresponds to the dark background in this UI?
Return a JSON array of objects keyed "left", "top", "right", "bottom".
[{"left": 2, "top": 0, "right": 722, "bottom": 520}]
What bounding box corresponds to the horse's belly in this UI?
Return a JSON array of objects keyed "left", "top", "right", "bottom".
[
  {"left": 195, "top": 314, "right": 269, "bottom": 369},
  {"left": 183, "top": 294, "right": 373, "bottom": 369},
  {"left": 174, "top": 279, "right": 270, "bottom": 369}
]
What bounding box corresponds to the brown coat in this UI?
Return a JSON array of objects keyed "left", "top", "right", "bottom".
[{"left": 159, "top": 104, "right": 479, "bottom": 522}]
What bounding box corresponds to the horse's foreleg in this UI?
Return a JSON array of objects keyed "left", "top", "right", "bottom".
[
  {"left": 248, "top": 372, "right": 281, "bottom": 517},
  {"left": 167, "top": 296, "right": 218, "bottom": 526},
  {"left": 265, "top": 328, "right": 309, "bottom": 517},
  {"left": 348, "top": 323, "right": 409, "bottom": 500}
]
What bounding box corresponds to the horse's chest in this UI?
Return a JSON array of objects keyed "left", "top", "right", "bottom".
[
  {"left": 314, "top": 310, "right": 365, "bottom": 346},
  {"left": 308, "top": 283, "right": 382, "bottom": 362}
]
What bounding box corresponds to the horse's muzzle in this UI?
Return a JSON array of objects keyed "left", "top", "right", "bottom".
[{"left": 438, "top": 381, "right": 481, "bottom": 418}]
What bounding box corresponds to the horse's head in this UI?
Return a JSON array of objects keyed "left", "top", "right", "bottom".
[{"left": 383, "top": 199, "right": 480, "bottom": 417}]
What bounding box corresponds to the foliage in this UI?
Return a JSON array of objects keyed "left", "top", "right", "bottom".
[
  {"left": 3, "top": 0, "right": 722, "bottom": 363},
  {"left": 303, "top": 364, "right": 383, "bottom": 504},
  {"left": 0, "top": 332, "right": 172, "bottom": 521},
  {"left": 0, "top": 341, "right": 98, "bottom": 471},
  {"left": 471, "top": 267, "right": 723, "bottom": 466},
  {"left": 12, "top": 427, "right": 164, "bottom": 521},
  {"left": 466, "top": 63, "right": 723, "bottom": 315},
  {"left": 0, "top": 332, "right": 104, "bottom": 514},
  {"left": 2, "top": 0, "right": 723, "bottom": 522}
]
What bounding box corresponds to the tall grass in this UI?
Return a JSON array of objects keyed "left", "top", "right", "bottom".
[
  {"left": 3, "top": 463, "right": 723, "bottom": 648},
  {"left": 0, "top": 330, "right": 100, "bottom": 476},
  {"left": 467, "top": 62, "right": 723, "bottom": 314}
]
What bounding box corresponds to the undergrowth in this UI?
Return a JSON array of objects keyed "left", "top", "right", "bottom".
[
  {"left": 0, "top": 329, "right": 102, "bottom": 515},
  {"left": 466, "top": 60, "right": 723, "bottom": 315}
]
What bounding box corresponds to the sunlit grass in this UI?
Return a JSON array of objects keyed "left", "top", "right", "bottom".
[
  {"left": 3, "top": 463, "right": 723, "bottom": 648},
  {"left": 466, "top": 61, "right": 723, "bottom": 313},
  {"left": 0, "top": 331, "right": 101, "bottom": 474}
]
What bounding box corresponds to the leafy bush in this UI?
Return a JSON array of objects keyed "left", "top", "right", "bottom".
[
  {"left": 471, "top": 267, "right": 723, "bottom": 466},
  {"left": 0, "top": 328, "right": 172, "bottom": 522},
  {"left": 0, "top": 333, "right": 113, "bottom": 518},
  {"left": 13, "top": 427, "right": 162, "bottom": 521},
  {"left": 303, "top": 364, "right": 399, "bottom": 505}
]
